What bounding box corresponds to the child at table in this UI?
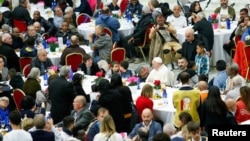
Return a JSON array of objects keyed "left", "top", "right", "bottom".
[
  {"left": 105, "top": 61, "right": 120, "bottom": 78},
  {"left": 120, "top": 60, "right": 133, "bottom": 79},
  {"left": 195, "top": 41, "right": 210, "bottom": 82}
]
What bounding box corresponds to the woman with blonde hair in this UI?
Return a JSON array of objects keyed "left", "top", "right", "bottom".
[
  {"left": 93, "top": 115, "right": 123, "bottom": 141},
  {"left": 136, "top": 84, "right": 154, "bottom": 121}
]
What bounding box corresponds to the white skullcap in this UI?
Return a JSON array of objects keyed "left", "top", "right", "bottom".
[{"left": 153, "top": 57, "right": 162, "bottom": 64}]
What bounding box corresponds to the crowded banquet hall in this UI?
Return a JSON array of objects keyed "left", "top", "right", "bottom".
[{"left": 0, "top": 0, "right": 250, "bottom": 141}]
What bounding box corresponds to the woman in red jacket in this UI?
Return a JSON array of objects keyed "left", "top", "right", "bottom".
[
  {"left": 135, "top": 84, "right": 154, "bottom": 121},
  {"left": 235, "top": 86, "right": 250, "bottom": 123}
]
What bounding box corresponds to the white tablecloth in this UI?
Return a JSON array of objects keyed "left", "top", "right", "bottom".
[
  {"left": 77, "top": 19, "right": 134, "bottom": 39},
  {"left": 177, "top": 23, "right": 237, "bottom": 66},
  {"left": 29, "top": 3, "right": 54, "bottom": 20},
  {"left": 47, "top": 45, "right": 93, "bottom": 67},
  {"left": 130, "top": 82, "right": 177, "bottom": 125}
]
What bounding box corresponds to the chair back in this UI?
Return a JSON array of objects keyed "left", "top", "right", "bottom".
[
  {"left": 65, "top": 53, "right": 83, "bottom": 72},
  {"left": 120, "top": 0, "right": 129, "bottom": 14},
  {"left": 76, "top": 13, "right": 91, "bottom": 26},
  {"left": 138, "top": 23, "right": 154, "bottom": 47},
  {"left": 243, "top": 45, "right": 250, "bottom": 79},
  {"left": 110, "top": 48, "right": 126, "bottom": 64},
  {"left": 13, "top": 19, "right": 28, "bottom": 33},
  {"left": 103, "top": 27, "right": 112, "bottom": 37},
  {"left": 13, "top": 89, "right": 26, "bottom": 112},
  {"left": 233, "top": 35, "right": 242, "bottom": 46},
  {"left": 23, "top": 64, "right": 31, "bottom": 78},
  {"left": 19, "top": 57, "right": 33, "bottom": 72},
  {"left": 42, "top": 33, "right": 50, "bottom": 40}
]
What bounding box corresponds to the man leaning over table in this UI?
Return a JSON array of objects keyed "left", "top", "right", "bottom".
[
  {"left": 30, "top": 48, "right": 53, "bottom": 76},
  {"left": 172, "top": 72, "right": 201, "bottom": 130},
  {"left": 89, "top": 25, "right": 112, "bottom": 63},
  {"left": 60, "top": 35, "right": 86, "bottom": 66},
  {"left": 214, "top": 0, "right": 236, "bottom": 21},
  {"left": 128, "top": 108, "right": 162, "bottom": 141},
  {"left": 146, "top": 57, "right": 175, "bottom": 87},
  {"left": 95, "top": 7, "right": 120, "bottom": 44}
]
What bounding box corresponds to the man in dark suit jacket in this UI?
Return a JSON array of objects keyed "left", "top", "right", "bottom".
[
  {"left": 49, "top": 65, "right": 76, "bottom": 124},
  {"left": 30, "top": 114, "right": 55, "bottom": 141},
  {"left": 0, "top": 33, "right": 20, "bottom": 72},
  {"left": 12, "top": 0, "right": 32, "bottom": 25},
  {"left": 79, "top": 54, "right": 100, "bottom": 75},
  {"left": 122, "top": 5, "right": 153, "bottom": 63}
]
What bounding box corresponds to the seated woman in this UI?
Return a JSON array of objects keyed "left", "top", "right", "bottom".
[
  {"left": 135, "top": 84, "right": 153, "bottom": 121},
  {"left": 149, "top": 8, "right": 181, "bottom": 65},
  {"left": 20, "top": 37, "right": 37, "bottom": 57},
  {"left": 0, "top": 55, "right": 8, "bottom": 81},
  {"left": 71, "top": 73, "right": 90, "bottom": 102},
  {"left": 22, "top": 67, "right": 41, "bottom": 100}
]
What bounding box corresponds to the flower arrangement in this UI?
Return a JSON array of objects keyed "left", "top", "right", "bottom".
[
  {"left": 127, "top": 76, "right": 138, "bottom": 86},
  {"left": 47, "top": 37, "right": 58, "bottom": 52},
  {"left": 153, "top": 80, "right": 161, "bottom": 89},
  {"left": 210, "top": 13, "right": 219, "bottom": 23},
  {"left": 92, "top": 71, "right": 104, "bottom": 85}
]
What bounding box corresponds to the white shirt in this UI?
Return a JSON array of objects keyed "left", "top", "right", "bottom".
[
  {"left": 146, "top": 65, "right": 175, "bottom": 86},
  {"left": 3, "top": 129, "right": 33, "bottom": 141},
  {"left": 93, "top": 132, "right": 123, "bottom": 141},
  {"left": 166, "top": 14, "right": 187, "bottom": 29}
]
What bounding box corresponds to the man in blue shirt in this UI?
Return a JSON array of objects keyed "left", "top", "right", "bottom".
[{"left": 213, "top": 60, "right": 228, "bottom": 89}]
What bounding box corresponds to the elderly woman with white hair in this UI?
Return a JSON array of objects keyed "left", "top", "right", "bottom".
[{"left": 22, "top": 67, "right": 41, "bottom": 100}]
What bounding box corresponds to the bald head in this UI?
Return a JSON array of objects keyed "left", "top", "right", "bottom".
[
  {"left": 225, "top": 98, "right": 236, "bottom": 113},
  {"left": 70, "top": 35, "right": 79, "bottom": 45},
  {"left": 197, "top": 81, "right": 208, "bottom": 91},
  {"left": 185, "top": 28, "right": 195, "bottom": 42},
  {"left": 173, "top": 5, "right": 181, "bottom": 16},
  {"left": 141, "top": 108, "right": 153, "bottom": 126}
]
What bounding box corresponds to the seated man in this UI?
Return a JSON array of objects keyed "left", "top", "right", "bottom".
[
  {"left": 166, "top": 5, "right": 187, "bottom": 28},
  {"left": 79, "top": 54, "right": 100, "bottom": 75},
  {"left": 32, "top": 10, "right": 54, "bottom": 36},
  {"left": 24, "top": 25, "right": 43, "bottom": 46},
  {"left": 193, "top": 12, "right": 214, "bottom": 54},
  {"left": 33, "top": 22, "right": 45, "bottom": 35},
  {"left": 107, "top": 0, "right": 120, "bottom": 12},
  {"left": 30, "top": 49, "right": 53, "bottom": 75},
  {"left": 122, "top": 5, "right": 153, "bottom": 64},
  {"left": 55, "top": 21, "right": 75, "bottom": 44},
  {"left": 60, "top": 35, "right": 86, "bottom": 66},
  {"left": 173, "top": 72, "right": 201, "bottom": 129},
  {"left": 214, "top": 0, "right": 236, "bottom": 21},
  {"left": 135, "top": 65, "right": 149, "bottom": 82},
  {"left": 128, "top": 108, "right": 162, "bottom": 141},
  {"left": 146, "top": 57, "right": 175, "bottom": 87},
  {"left": 149, "top": 8, "right": 181, "bottom": 65},
  {"left": 124, "top": 0, "right": 143, "bottom": 19},
  {"left": 224, "top": 76, "right": 243, "bottom": 101},
  {"left": 176, "top": 57, "right": 198, "bottom": 87},
  {"left": 95, "top": 7, "right": 120, "bottom": 44},
  {"left": 11, "top": 27, "right": 25, "bottom": 51},
  {"left": 0, "top": 96, "right": 9, "bottom": 122},
  {"left": 74, "top": 0, "right": 93, "bottom": 16},
  {"left": 29, "top": 114, "right": 55, "bottom": 141},
  {"left": 89, "top": 25, "right": 112, "bottom": 63},
  {"left": 212, "top": 60, "right": 228, "bottom": 88},
  {"left": 53, "top": 6, "right": 64, "bottom": 29},
  {"left": 180, "top": 28, "right": 209, "bottom": 61},
  {"left": 20, "top": 37, "right": 37, "bottom": 57}
]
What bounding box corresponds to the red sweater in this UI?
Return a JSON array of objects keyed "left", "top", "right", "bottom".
[
  {"left": 235, "top": 100, "right": 250, "bottom": 123},
  {"left": 135, "top": 96, "right": 154, "bottom": 121}
]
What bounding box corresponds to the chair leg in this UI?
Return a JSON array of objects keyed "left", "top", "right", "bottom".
[
  {"left": 246, "top": 68, "right": 249, "bottom": 82},
  {"left": 140, "top": 48, "right": 147, "bottom": 63}
]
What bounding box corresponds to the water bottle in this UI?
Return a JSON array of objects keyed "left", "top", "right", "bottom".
[
  {"left": 69, "top": 66, "right": 73, "bottom": 81},
  {"left": 162, "top": 89, "right": 168, "bottom": 106},
  {"left": 43, "top": 71, "right": 48, "bottom": 86},
  {"left": 226, "top": 18, "right": 231, "bottom": 29},
  {"left": 137, "top": 76, "right": 140, "bottom": 90},
  {"left": 208, "top": 15, "right": 212, "bottom": 23},
  {"left": 66, "top": 36, "right": 71, "bottom": 47}
]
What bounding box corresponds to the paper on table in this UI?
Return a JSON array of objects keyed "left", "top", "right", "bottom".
[{"left": 58, "top": 37, "right": 63, "bottom": 46}]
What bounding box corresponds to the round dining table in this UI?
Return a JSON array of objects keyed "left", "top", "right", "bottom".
[
  {"left": 77, "top": 18, "right": 135, "bottom": 40},
  {"left": 176, "top": 22, "right": 237, "bottom": 66}
]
